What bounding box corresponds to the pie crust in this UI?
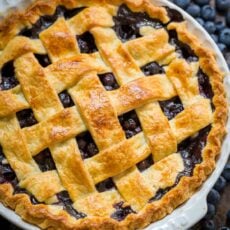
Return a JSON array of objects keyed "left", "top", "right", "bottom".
[{"left": 0, "top": 0, "right": 227, "bottom": 229}]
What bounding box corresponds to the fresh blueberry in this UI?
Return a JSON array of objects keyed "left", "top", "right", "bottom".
[
  {"left": 204, "top": 21, "right": 216, "bottom": 34},
  {"left": 205, "top": 203, "right": 216, "bottom": 219},
  {"left": 216, "top": 0, "right": 230, "bottom": 12},
  {"left": 194, "top": 0, "right": 210, "bottom": 5},
  {"left": 210, "top": 34, "right": 218, "bottom": 43},
  {"left": 196, "top": 17, "right": 205, "bottom": 26},
  {"left": 217, "top": 43, "right": 227, "bottom": 52},
  {"left": 174, "top": 0, "right": 191, "bottom": 9},
  {"left": 207, "top": 189, "right": 220, "bottom": 206},
  {"left": 226, "top": 9, "right": 230, "bottom": 27},
  {"left": 214, "top": 176, "right": 227, "bottom": 192},
  {"left": 215, "top": 21, "right": 226, "bottom": 33},
  {"left": 201, "top": 5, "right": 216, "bottom": 21},
  {"left": 201, "top": 219, "right": 215, "bottom": 230},
  {"left": 219, "top": 28, "right": 230, "bottom": 47},
  {"left": 227, "top": 210, "right": 230, "bottom": 226},
  {"left": 186, "top": 4, "right": 201, "bottom": 17}
]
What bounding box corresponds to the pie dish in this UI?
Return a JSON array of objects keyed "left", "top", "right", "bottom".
[{"left": 0, "top": 0, "right": 228, "bottom": 229}]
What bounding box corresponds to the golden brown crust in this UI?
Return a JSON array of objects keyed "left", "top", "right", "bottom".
[{"left": 0, "top": 1, "right": 227, "bottom": 230}]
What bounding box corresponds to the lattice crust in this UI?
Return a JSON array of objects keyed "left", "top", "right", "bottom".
[{"left": 0, "top": 0, "right": 227, "bottom": 229}]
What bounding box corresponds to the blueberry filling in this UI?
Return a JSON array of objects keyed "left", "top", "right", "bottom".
[
  {"left": 16, "top": 109, "right": 38, "bottom": 128},
  {"left": 111, "top": 201, "right": 136, "bottom": 221},
  {"left": 34, "top": 54, "right": 51, "bottom": 67},
  {"left": 96, "top": 178, "right": 115, "bottom": 192},
  {"left": 19, "top": 6, "right": 85, "bottom": 39},
  {"left": 159, "top": 96, "right": 184, "bottom": 120},
  {"left": 0, "top": 61, "right": 19, "bottom": 91},
  {"left": 197, "top": 69, "right": 214, "bottom": 100},
  {"left": 168, "top": 30, "right": 199, "bottom": 62},
  {"left": 77, "top": 32, "right": 98, "bottom": 54},
  {"left": 150, "top": 125, "right": 211, "bottom": 202},
  {"left": 59, "top": 91, "right": 75, "bottom": 108},
  {"left": 119, "top": 110, "right": 142, "bottom": 139},
  {"left": 137, "top": 155, "right": 154, "bottom": 172},
  {"left": 113, "top": 4, "right": 163, "bottom": 42},
  {"left": 98, "top": 73, "right": 119, "bottom": 91},
  {"left": 141, "top": 62, "right": 165, "bottom": 76},
  {"left": 76, "top": 132, "right": 99, "bottom": 159},
  {"left": 56, "top": 191, "right": 86, "bottom": 219},
  {"left": 33, "top": 149, "right": 56, "bottom": 172},
  {"left": 166, "top": 7, "right": 184, "bottom": 22}
]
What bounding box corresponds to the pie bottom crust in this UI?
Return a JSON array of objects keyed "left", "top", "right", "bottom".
[{"left": 0, "top": 0, "right": 228, "bottom": 229}]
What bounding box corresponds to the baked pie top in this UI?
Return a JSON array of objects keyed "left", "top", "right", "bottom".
[{"left": 0, "top": 0, "right": 227, "bottom": 229}]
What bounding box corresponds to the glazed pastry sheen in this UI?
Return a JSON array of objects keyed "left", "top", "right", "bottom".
[{"left": 0, "top": 0, "right": 227, "bottom": 229}]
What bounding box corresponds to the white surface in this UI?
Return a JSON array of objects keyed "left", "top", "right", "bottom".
[{"left": 0, "top": 0, "right": 229, "bottom": 229}]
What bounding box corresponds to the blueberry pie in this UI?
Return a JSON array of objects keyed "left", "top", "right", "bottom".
[{"left": 0, "top": 0, "right": 227, "bottom": 229}]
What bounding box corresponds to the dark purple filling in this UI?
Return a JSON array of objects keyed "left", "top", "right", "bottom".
[
  {"left": 77, "top": 32, "right": 98, "bottom": 54},
  {"left": 33, "top": 149, "right": 56, "bottom": 172},
  {"left": 159, "top": 96, "right": 184, "bottom": 120},
  {"left": 98, "top": 73, "right": 119, "bottom": 91},
  {"left": 96, "top": 178, "right": 115, "bottom": 192},
  {"left": 34, "top": 54, "right": 51, "bottom": 67},
  {"left": 16, "top": 109, "right": 38, "bottom": 128},
  {"left": 141, "top": 62, "right": 165, "bottom": 76},
  {"left": 165, "top": 7, "right": 184, "bottom": 22},
  {"left": 113, "top": 4, "right": 163, "bottom": 42},
  {"left": 58, "top": 91, "right": 75, "bottom": 108},
  {"left": 197, "top": 69, "right": 214, "bottom": 100},
  {"left": 119, "top": 110, "right": 142, "bottom": 139},
  {"left": 111, "top": 201, "right": 136, "bottom": 221},
  {"left": 56, "top": 191, "right": 86, "bottom": 219},
  {"left": 168, "top": 30, "right": 199, "bottom": 62},
  {"left": 150, "top": 125, "right": 211, "bottom": 202},
  {"left": 137, "top": 155, "right": 154, "bottom": 172},
  {"left": 0, "top": 61, "right": 19, "bottom": 91},
  {"left": 19, "top": 6, "right": 85, "bottom": 39},
  {"left": 76, "top": 132, "right": 99, "bottom": 159}
]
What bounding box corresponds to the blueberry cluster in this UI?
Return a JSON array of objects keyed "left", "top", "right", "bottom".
[
  {"left": 190, "top": 164, "right": 230, "bottom": 229},
  {"left": 172, "top": 0, "right": 230, "bottom": 68}
]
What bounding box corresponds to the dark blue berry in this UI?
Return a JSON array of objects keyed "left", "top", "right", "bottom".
[
  {"left": 210, "top": 34, "right": 218, "bottom": 43},
  {"left": 223, "top": 164, "right": 230, "bottom": 181},
  {"left": 201, "top": 219, "right": 215, "bottom": 230},
  {"left": 194, "top": 0, "right": 210, "bottom": 5},
  {"left": 219, "top": 28, "right": 230, "bottom": 47},
  {"left": 217, "top": 43, "right": 227, "bottom": 52},
  {"left": 215, "top": 21, "right": 226, "bottom": 33},
  {"left": 196, "top": 17, "right": 205, "bottom": 26},
  {"left": 204, "top": 21, "right": 216, "bottom": 34},
  {"left": 214, "top": 176, "right": 227, "bottom": 192},
  {"left": 174, "top": 0, "right": 191, "bottom": 9},
  {"left": 201, "top": 5, "right": 216, "bottom": 21},
  {"left": 216, "top": 0, "right": 230, "bottom": 12},
  {"left": 226, "top": 9, "right": 230, "bottom": 27},
  {"left": 207, "top": 189, "right": 220, "bottom": 206},
  {"left": 186, "top": 4, "right": 201, "bottom": 17},
  {"left": 205, "top": 203, "right": 216, "bottom": 219}
]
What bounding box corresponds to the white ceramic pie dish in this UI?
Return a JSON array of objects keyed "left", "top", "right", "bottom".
[{"left": 0, "top": 0, "right": 230, "bottom": 229}]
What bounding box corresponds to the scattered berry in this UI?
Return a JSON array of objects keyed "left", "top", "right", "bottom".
[
  {"left": 217, "top": 43, "right": 227, "bottom": 52},
  {"left": 211, "top": 34, "right": 218, "bottom": 43},
  {"left": 194, "top": 0, "right": 210, "bottom": 5},
  {"left": 214, "top": 176, "right": 227, "bottom": 192},
  {"left": 196, "top": 17, "right": 205, "bottom": 26},
  {"left": 207, "top": 189, "right": 221, "bottom": 206},
  {"left": 216, "top": 0, "right": 230, "bottom": 12},
  {"left": 215, "top": 21, "right": 226, "bottom": 33},
  {"left": 201, "top": 219, "right": 216, "bottom": 230},
  {"left": 186, "top": 4, "right": 201, "bottom": 17},
  {"left": 204, "top": 21, "right": 216, "bottom": 34},
  {"left": 174, "top": 0, "right": 191, "bottom": 9},
  {"left": 219, "top": 28, "right": 230, "bottom": 47},
  {"left": 201, "top": 5, "right": 216, "bottom": 21},
  {"left": 205, "top": 203, "right": 216, "bottom": 219}
]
